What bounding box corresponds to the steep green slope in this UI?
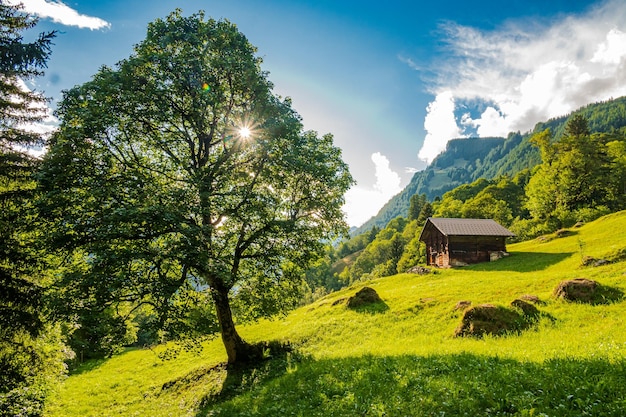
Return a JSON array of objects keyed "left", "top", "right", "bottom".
[
  {"left": 46, "top": 211, "right": 626, "bottom": 416},
  {"left": 354, "top": 136, "right": 511, "bottom": 234},
  {"left": 355, "top": 96, "right": 626, "bottom": 235}
]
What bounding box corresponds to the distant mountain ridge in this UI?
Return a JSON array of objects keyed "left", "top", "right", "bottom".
[{"left": 353, "top": 96, "right": 626, "bottom": 235}]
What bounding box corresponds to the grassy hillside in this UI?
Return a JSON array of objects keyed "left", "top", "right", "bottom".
[{"left": 46, "top": 211, "right": 626, "bottom": 416}]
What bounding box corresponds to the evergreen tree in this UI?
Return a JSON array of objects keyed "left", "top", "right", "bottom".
[
  {"left": 0, "top": 2, "right": 61, "bottom": 414},
  {"left": 408, "top": 193, "right": 427, "bottom": 220},
  {"left": 416, "top": 201, "right": 433, "bottom": 224}
]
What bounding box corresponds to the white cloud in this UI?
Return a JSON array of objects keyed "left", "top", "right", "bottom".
[
  {"left": 343, "top": 152, "right": 403, "bottom": 226},
  {"left": 371, "top": 152, "right": 401, "bottom": 193},
  {"left": 418, "top": 91, "right": 463, "bottom": 163},
  {"left": 7, "top": 0, "right": 110, "bottom": 30},
  {"left": 592, "top": 28, "right": 626, "bottom": 65},
  {"left": 417, "top": 0, "right": 626, "bottom": 161}
]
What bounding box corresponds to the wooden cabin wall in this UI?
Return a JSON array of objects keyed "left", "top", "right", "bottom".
[
  {"left": 448, "top": 236, "right": 506, "bottom": 266},
  {"left": 424, "top": 230, "right": 449, "bottom": 267}
]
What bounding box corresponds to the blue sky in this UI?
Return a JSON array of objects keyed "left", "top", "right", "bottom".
[{"left": 11, "top": 0, "right": 626, "bottom": 226}]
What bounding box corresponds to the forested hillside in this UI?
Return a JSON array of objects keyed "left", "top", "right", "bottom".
[
  {"left": 332, "top": 111, "right": 626, "bottom": 287},
  {"left": 355, "top": 96, "right": 626, "bottom": 235}
]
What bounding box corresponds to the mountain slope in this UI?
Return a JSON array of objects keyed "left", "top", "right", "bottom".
[
  {"left": 354, "top": 133, "right": 538, "bottom": 235},
  {"left": 355, "top": 96, "right": 626, "bottom": 235},
  {"left": 46, "top": 210, "right": 626, "bottom": 416}
]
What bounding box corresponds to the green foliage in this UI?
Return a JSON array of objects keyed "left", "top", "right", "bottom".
[
  {"left": 301, "top": 245, "right": 346, "bottom": 297},
  {"left": 337, "top": 226, "right": 378, "bottom": 258},
  {"left": 396, "top": 233, "right": 425, "bottom": 272},
  {"left": 68, "top": 308, "right": 136, "bottom": 361},
  {"left": 441, "top": 177, "right": 492, "bottom": 202},
  {"left": 525, "top": 116, "right": 623, "bottom": 229},
  {"left": 407, "top": 193, "right": 427, "bottom": 220},
  {"left": 461, "top": 193, "right": 513, "bottom": 225},
  {"left": 433, "top": 197, "right": 464, "bottom": 218},
  {"left": 38, "top": 10, "right": 353, "bottom": 363},
  {"left": 0, "top": 2, "right": 55, "bottom": 149},
  {"left": 0, "top": 323, "right": 69, "bottom": 417},
  {"left": 508, "top": 217, "right": 552, "bottom": 242},
  {"left": 340, "top": 217, "right": 416, "bottom": 282},
  {"left": 0, "top": 3, "right": 66, "bottom": 414},
  {"left": 606, "top": 139, "right": 626, "bottom": 204},
  {"left": 431, "top": 175, "right": 524, "bottom": 228},
  {"left": 415, "top": 201, "right": 433, "bottom": 225}
]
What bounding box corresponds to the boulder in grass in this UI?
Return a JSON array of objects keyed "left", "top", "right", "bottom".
[
  {"left": 406, "top": 266, "right": 433, "bottom": 275},
  {"left": 581, "top": 256, "right": 611, "bottom": 267},
  {"left": 553, "top": 278, "right": 597, "bottom": 303},
  {"left": 347, "top": 287, "right": 382, "bottom": 309}
]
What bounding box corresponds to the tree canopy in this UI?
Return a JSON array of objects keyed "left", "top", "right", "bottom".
[
  {"left": 526, "top": 115, "right": 617, "bottom": 226},
  {"left": 38, "top": 10, "right": 353, "bottom": 364}
]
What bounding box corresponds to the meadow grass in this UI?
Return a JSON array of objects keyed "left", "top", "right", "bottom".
[{"left": 45, "top": 211, "right": 626, "bottom": 416}]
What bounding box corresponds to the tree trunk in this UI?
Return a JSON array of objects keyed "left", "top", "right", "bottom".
[{"left": 210, "top": 283, "right": 255, "bottom": 364}]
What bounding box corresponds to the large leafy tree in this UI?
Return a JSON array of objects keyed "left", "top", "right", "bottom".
[
  {"left": 526, "top": 115, "right": 615, "bottom": 225},
  {"left": 39, "top": 10, "right": 352, "bottom": 364}
]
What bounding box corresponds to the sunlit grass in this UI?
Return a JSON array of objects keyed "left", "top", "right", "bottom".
[{"left": 45, "top": 211, "right": 626, "bottom": 416}]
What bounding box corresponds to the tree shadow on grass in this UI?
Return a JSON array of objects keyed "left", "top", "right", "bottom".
[
  {"left": 70, "top": 346, "right": 163, "bottom": 376},
  {"left": 68, "top": 355, "right": 111, "bottom": 376},
  {"left": 467, "top": 252, "right": 574, "bottom": 272},
  {"left": 181, "top": 342, "right": 296, "bottom": 417},
  {"left": 196, "top": 352, "right": 626, "bottom": 416}
]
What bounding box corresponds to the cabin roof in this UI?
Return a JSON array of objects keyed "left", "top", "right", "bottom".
[{"left": 419, "top": 218, "right": 515, "bottom": 240}]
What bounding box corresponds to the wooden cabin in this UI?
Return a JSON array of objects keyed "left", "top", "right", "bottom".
[{"left": 418, "top": 218, "right": 515, "bottom": 267}]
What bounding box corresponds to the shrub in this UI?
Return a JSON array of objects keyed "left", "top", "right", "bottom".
[{"left": 574, "top": 206, "right": 611, "bottom": 223}]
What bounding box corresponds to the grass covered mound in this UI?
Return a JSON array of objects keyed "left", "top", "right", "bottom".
[
  {"left": 454, "top": 299, "right": 539, "bottom": 337},
  {"left": 346, "top": 286, "right": 382, "bottom": 308},
  {"left": 44, "top": 211, "right": 626, "bottom": 417},
  {"left": 455, "top": 304, "right": 519, "bottom": 337},
  {"left": 554, "top": 278, "right": 598, "bottom": 302},
  {"left": 553, "top": 278, "right": 624, "bottom": 305}
]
